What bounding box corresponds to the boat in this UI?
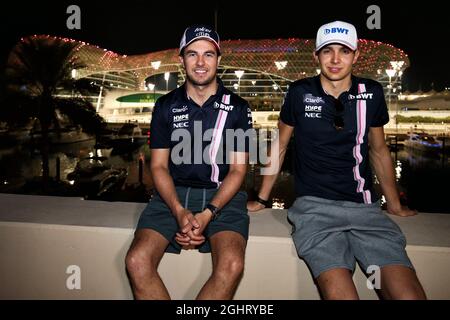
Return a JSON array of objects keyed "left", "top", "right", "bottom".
[
  {"left": 0, "top": 124, "right": 33, "bottom": 147},
  {"left": 404, "top": 131, "right": 442, "bottom": 155},
  {"left": 434, "top": 136, "right": 450, "bottom": 155},
  {"left": 67, "top": 156, "right": 127, "bottom": 199},
  {"left": 28, "top": 125, "right": 94, "bottom": 145},
  {"left": 101, "top": 122, "right": 148, "bottom": 153}
]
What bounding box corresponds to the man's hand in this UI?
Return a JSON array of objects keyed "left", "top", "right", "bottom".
[
  {"left": 387, "top": 204, "right": 418, "bottom": 217},
  {"left": 174, "top": 208, "right": 206, "bottom": 249},
  {"left": 191, "top": 209, "right": 213, "bottom": 237},
  {"left": 175, "top": 209, "right": 213, "bottom": 249},
  {"left": 247, "top": 200, "right": 266, "bottom": 212}
]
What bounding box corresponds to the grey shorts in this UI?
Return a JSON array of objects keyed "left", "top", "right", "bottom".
[
  {"left": 136, "top": 186, "right": 249, "bottom": 254},
  {"left": 287, "top": 196, "right": 414, "bottom": 279}
]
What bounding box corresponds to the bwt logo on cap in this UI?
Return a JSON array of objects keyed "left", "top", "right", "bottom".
[
  {"left": 315, "top": 21, "right": 358, "bottom": 52},
  {"left": 324, "top": 28, "right": 349, "bottom": 35}
]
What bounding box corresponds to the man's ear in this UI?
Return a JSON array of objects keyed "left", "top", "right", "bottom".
[
  {"left": 312, "top": 51, "right": 319, "bottom": 66},
  {"left": 178, "top": 55, "right": 185, "bottom": 69},
  {"left": 353, "top": 49, "right": 360, "bottom": 64},
  {"left": 217, "top": 54, "right": 222, "bottom": 66}
]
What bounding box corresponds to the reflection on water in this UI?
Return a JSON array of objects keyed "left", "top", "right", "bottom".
[
  {"left": 247, "top": 147, "right": 450, "bottom": 213},
  {"left": 1, "top": 141, "right": 449, "bottom": 213},
  {"left": 0, "top": 140, "right": 153, "bottom": 201}
]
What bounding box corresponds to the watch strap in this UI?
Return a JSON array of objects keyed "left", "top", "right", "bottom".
[{"left": 256, "top": 196, "right": 270, "bottom": 208}]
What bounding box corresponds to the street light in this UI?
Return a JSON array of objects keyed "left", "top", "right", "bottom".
[
  {"left": 95, "top": 73, "right": 106, "bottom": 113},
  {"left": 147, "top": 83, "right": 156, "bottom": 106},
  {"left": 71, "top": 69, "right": 78, "bottom": 98},
  {"left": 96, "top": 85, "right": 104, "bottom": 113},
  {"left": 386, "top": 68, "right": 397, "bottom": 132},
  {"left": 234, "top": 70, "right": 245, "bottom": 95},
  {"left": 164, "top": 72, "right": 170, "bottom": 92}
]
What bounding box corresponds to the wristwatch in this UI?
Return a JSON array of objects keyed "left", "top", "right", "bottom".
[{"left": 206, "top": 203, "right": 220, "bottom": 221}]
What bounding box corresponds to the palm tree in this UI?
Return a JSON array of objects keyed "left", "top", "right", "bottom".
[{"left": 3, "top": 35, "right": 106, "bottom": 188}]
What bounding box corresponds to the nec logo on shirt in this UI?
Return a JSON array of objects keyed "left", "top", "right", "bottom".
[
  {"left": 173, "top": 122, "right": 189, "bottom": 128},
  {"left": 325, "top": 27, "right": 349, "bottom": 35},
  {"left": 348, "top": 93, "right": 373, "bottom": 100}
]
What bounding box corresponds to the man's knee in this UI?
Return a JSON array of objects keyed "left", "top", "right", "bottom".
[
  {"left": 215, "top": 254, "right": 245, "bottom": 280},
  {"left": 125, "top": 246, "right": 159, "bottom": 277}
]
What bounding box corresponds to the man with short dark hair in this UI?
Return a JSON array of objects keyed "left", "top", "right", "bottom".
[
  {"left": 248, "top": 21, "right": 426, "bottom": 300},
  {"left": 126, "top": 25, "right": 252, "bottom": 300}
]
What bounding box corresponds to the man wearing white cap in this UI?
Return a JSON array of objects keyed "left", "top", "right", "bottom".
[
  {"left": 248, "top": 21, "right": 426, "bottom": 299},
  {"left": 126, "top": 25, "right": 252, "bottom": 299}
]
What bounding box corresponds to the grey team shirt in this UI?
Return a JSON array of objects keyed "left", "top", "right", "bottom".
[
  {"left": 150, "top": 79, "right": 252, "bottom": 189},
  {"left": 280, "top": 75, "right": 389, "bottom": 204}
]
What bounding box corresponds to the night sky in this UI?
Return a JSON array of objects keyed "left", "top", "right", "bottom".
[{"left": 1, "top": 0, "right": 448, "bottom": 92}]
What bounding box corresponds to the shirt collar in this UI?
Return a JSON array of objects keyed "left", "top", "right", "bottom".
[
  {"left": 314, "top": 75, "right": 358, "bottom": 101},
  {"left": 179, "top": 77, "right": 226, "bottom": 106}
]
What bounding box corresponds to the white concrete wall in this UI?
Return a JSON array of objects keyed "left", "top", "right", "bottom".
[{"left": 0, "top": 194, "right": 449, "bottom": 299}]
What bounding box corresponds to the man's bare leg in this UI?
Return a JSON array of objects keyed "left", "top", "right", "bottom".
[
  {"left": 316, "top": 268, "right": 359, "bottom": 300},
  {"left": 125, "top": 229, "right": 171, "bottom": 300},
  {"left": 196, "top": 231, "right": 246, "bottom": 300},
  {"left": 378, "top": 265, "right": 426, "bottom": 300}
]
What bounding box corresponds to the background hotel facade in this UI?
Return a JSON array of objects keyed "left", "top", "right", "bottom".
[{"left": 17, "top": 35, "right": 412, "bottom": 124}]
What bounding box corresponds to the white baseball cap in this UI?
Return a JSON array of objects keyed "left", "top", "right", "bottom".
[{"left": 315, "top": 21, "right": 358, "bottom": 52}]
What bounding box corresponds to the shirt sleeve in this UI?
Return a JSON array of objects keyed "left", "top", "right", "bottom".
[
  {"left": 149, "top": 99, "right": 171, "bottom": 148},
  {"left": 279, "top": 88, "right": 297, "bottom": 126},
  {"left": 371, "top": 83, "right": 390, "bottom": 127},
  {"left": 233, "top": 101, "right": 253, "bottom": 152}
]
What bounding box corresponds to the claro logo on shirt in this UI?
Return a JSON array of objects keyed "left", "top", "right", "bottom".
[
  {"left": 303, "top": 93, "right": 325, "bottom": 105},
  {"left": 172, "top": 106, "right": 188, "bottom": 113}
]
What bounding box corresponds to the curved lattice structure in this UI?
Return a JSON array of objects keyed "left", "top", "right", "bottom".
[{"left": 14, "top": 35, "right": 409, "bottom": 111}]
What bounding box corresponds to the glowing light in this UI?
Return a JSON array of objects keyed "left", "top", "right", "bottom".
[
  {"left": 151, "top": 61, "right": 161, "bottom": 70},
  {"left": 234, "top": 70, "right": 245, "bottom": 79},
  {"left": 274, "top": 60, "right": 288, "bottom": 70}
]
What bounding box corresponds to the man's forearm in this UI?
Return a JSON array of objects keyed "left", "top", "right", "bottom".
[
  {"left": 258, "top": 146, "right": 288, "bottom": 200},
  {"left": 152, "top": 167, "right": 183, "bottom": 215},
  {"left": 370, "top": 146, "right": 400, "bottom": 206},
  {"left": 209, "top": 169, "right": 246, "bottom": 209}
]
